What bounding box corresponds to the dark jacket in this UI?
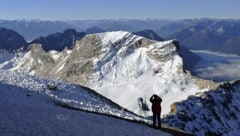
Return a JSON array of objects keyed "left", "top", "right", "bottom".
[{"left": 150, "top": 95, "right": 162, "bottom": 114}]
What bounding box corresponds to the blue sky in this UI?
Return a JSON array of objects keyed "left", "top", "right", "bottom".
[{"left": 0, "top": 0, "right": 240, "bottom": 20}]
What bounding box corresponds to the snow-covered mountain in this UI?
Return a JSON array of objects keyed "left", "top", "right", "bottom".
[
  {"left": 3, "top": 31, "right": 217, "bottom": 117},
  {"left": 163, "top": 80, "right": 240, "bottom": 136}
]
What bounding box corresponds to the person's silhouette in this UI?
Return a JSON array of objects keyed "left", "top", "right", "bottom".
[{"left": 150, "top": 94, "right": 162, "bottom": 129}]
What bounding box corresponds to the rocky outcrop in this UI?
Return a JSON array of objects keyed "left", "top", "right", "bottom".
[{"left": 60, "top": 34, "right": 102, "bottom": 84}]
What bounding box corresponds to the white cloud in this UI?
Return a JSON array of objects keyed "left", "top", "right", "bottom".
[
  {"left": 191, "top": 50, "right": 240, "bottom": 82},
  {"left": 196, "top": 60, "right": 240, "bottom": 82}
]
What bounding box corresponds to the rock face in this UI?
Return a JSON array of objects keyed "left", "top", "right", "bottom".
[
  {"left": 0, "top": 27, "right": 27, "bottom": 51},
  {"left": 11, "top": 31, "right": 217, "bottom": 116},
  {"left": 0, "top": 20, "right": 73, "bottom": 41},
  {"left": 163, "top": 80, "right": 240, "bottom": 136},
  {"left": 31, "top": 29, "right": 86, "bottom": 51}
]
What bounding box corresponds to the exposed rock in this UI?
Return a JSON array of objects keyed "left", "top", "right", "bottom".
[
  {"left": 182, "top": 69, "right": 219, "bottom": 90},
  {"left": 47, "top": 84, "right": 57, "bottom": 91},
  {"left": 147, "top": 40, "right": 179, "bottom": 62}
]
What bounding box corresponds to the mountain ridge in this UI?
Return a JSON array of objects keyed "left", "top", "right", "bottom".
[{"left": 167, "top": 20, "right": 240, "bottom": 55}]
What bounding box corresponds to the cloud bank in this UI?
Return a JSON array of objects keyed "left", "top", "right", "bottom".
[{"left": 191, "top": 50, "right": 240, "bottom": 82}]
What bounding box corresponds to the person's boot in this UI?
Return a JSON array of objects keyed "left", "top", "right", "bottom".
[{"left": 158, "top": 123, "right": 161, "bottom": 129}]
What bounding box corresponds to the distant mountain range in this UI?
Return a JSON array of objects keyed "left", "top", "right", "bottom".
[
  {"left": 30, "top": 29, "right": 86, "bottom": 51},
  {"left": 167, "top": 20, "right": 240, "bottom": 55},
  {"left": 1, "top": 19, "right": 239, "bottom": 55},
  {"left": 0, "top": 20, "right": 73, "bottom": 41},
  {"left": 0, "top": 19, "right": 175, "bottom": 41},
  {"left": 0, "top": 27, "right": 27, "bottom": 51},
  {"left": 85, "top": 26, "right": 105, "bottom": 34},
  {"left": 133, "top": 29, "right": 164, "bottom": 41}
]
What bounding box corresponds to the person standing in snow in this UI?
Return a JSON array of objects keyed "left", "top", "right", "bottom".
[{"left": 150, "top": 94, "right": 162, "bottom": 129}]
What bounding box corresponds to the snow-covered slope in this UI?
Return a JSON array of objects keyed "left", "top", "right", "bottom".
[
  {"left": 163, "top": 80, "right": 240, "bottom": 136},
  {"left": 2, "top": 31, "right": 217, "bottom": 117},
  {"left": 0, "top": 69, "right": 145, "bottom": 120},
  {"left": 0, "top": 70, "right": 173, "bottom": 136}
]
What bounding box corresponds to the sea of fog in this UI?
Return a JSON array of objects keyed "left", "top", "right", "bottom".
[{"left": 191, "top": 50, "right": 240, "bottom": 82}]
